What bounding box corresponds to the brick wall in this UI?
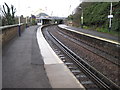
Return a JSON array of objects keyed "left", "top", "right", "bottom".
[{"left": 1, "top": 24, "right": 25, "bottom": 46}]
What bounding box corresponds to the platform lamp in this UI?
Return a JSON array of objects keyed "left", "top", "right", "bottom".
[
  {"left": 26, "top": 6, "right": 31, "bottom": 27},
  {"left": 0, "top": 5, "right": 2, "bottom": 26},
  {"left": 18, "top": 0, "right": 21, "bottom": 36},
  {"left": 108, "top": 2, "right": 113, "bottom": 32},
  {"left": 30, "top": 12, "right": 33, "bottom": 25},
  {"left": 18, "top": 14, "right": 21, "bottom": 36},
  {"left": 26, "top": 16, "right": 28, "bottom": 28},
  {"left": 78, "top": 6, "right": 83, "bottom": 28}
]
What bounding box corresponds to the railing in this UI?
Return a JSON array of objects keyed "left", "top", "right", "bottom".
[{"left": 0, "top": 23, "right": 26, "bottom": 46}]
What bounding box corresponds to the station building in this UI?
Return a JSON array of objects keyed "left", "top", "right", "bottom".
[
  {"left": 36, "top": 13, "right": 51, "bottom": 25},
  {"left": 36, "top": 13, "right": 66, "bottom": 25}
]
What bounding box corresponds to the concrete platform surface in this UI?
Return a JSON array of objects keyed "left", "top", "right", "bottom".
[
  {"left": 44, "top": 64, "right": 85, "bottom": 88},
  {"left": 2, "top": 26, "right": 51, "bottom": 88},
  {"left": 37, "top": 26, "right": 85, "bottom": 89},
  {"left": 37, "top": 27, "right": 63, "bottom": 65}
]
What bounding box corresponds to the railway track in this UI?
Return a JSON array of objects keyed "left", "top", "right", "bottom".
[
  {"left": 42, "top": 25, "right": 120, "bottom": 89},
  {"left": 56, "top": 28, "right": 119, "bottom": 66},
  {"left": 57, "top": 26, "right": 119, "bottom": 66}
]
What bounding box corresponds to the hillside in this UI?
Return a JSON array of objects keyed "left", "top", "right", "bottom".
[{"left": 69, "top": 2, "right": 120, "bottom": 34}]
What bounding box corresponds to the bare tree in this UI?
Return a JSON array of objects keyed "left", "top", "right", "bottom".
[{"left": 2, "top": 2, "right": 16, "bottom": 25}]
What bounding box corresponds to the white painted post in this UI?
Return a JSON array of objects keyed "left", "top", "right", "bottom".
[
  {"left": 79, "top": 6, "right": 83, "bottom": 28},
  {"left": 41, "top": 19, "right": 43, "bottom": 25},
  {"left": 109, "top": 2, "right": 112, "bottom": 31},
  {"left": 26, "top": 17, "right": 27, "bottom": 24},
  {"left": 26, "top": 17, "right": 28, "bottom": 28},
  {"left": 81, "top": 9, "right": 83, "bottom": 28},
  {"left": 31, "top": 16, "right": 32, "bottom": 24},
  {"left": 18, "top": 16, "right": 21, "bottom": 36},
  {"left": 18, "top": 0, "right": 21, "bottom": 36}
]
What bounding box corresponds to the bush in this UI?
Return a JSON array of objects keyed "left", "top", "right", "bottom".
[{"left": 71, "top": 2, "right": 120, "bottom": 32}]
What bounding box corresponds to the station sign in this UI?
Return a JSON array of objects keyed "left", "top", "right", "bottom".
[
  {"left": 81, "top": 17, "right": 83, "bottom": 19},
  {"left": 108, "top": 15, "right": 113, "bottom": 18}
]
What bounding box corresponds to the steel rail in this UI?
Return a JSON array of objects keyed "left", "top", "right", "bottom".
[{"left": 56, "top": 29, "right": 120, "bottom": 66}]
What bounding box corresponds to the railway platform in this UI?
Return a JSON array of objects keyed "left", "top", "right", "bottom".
[
  {"left": 2, "top": 25, "right": 85, "bottom": 89},
  {"left": 58, "top": 24, "right": 119, "bottom": 45}
]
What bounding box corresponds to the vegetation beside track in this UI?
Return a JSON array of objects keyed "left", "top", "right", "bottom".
[{"left": 67, "top": 2, "right": 120, "bottom": 36}]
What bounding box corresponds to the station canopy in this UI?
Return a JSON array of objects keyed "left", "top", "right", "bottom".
[{"left": 36, "top": 13, "right": 66, "bottom": 20}]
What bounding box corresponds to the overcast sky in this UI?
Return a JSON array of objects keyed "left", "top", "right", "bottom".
[{"left": 0, "top": 0, "right": 81, "bottom": 17}]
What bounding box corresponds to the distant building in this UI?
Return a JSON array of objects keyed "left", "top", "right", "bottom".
[
  {"left": 36, "top": 13, "right": 66, "bottom": 25},
  {"left": 36, "top": 13, "right": 51, "bottom": 25}
]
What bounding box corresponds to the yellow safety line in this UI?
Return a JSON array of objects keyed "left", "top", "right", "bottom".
[{"left": 60, "top": 26, "right": 120, "bottom": 45}]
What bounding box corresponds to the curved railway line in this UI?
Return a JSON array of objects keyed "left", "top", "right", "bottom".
[
  {"left": 58, "top": 25, "right": 119, "bottom": 65},
  {"left": 57, "top": 28, "right": 119, "bottom": 66},
  {"left": 41, "top": 25, "right": 120, "bottom": 89}
]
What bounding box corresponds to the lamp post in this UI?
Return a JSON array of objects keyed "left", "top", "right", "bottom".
[
  {"left": 0, "top": 5, "right": 2, "bottom": 26},
  {"left": 79, "top": 7, "right": 83, "bottom": 28},
  {"left": 18, "top": 0, "right": 21, "bottom": 36},
  {"left": 26, "top": 16, "right": 28, "bottom": 28},
  {"left": 18, "top": 15, "right": 21, "bottom": 36},
  {"left": 30, "top": 14, "right": 32, "bottom": 25},
  {"left": 26, "top": 6, "right": 31, "bottom": 27},
  {"left": 108, "top": 2, "right": 113, "bottom": 32}
]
